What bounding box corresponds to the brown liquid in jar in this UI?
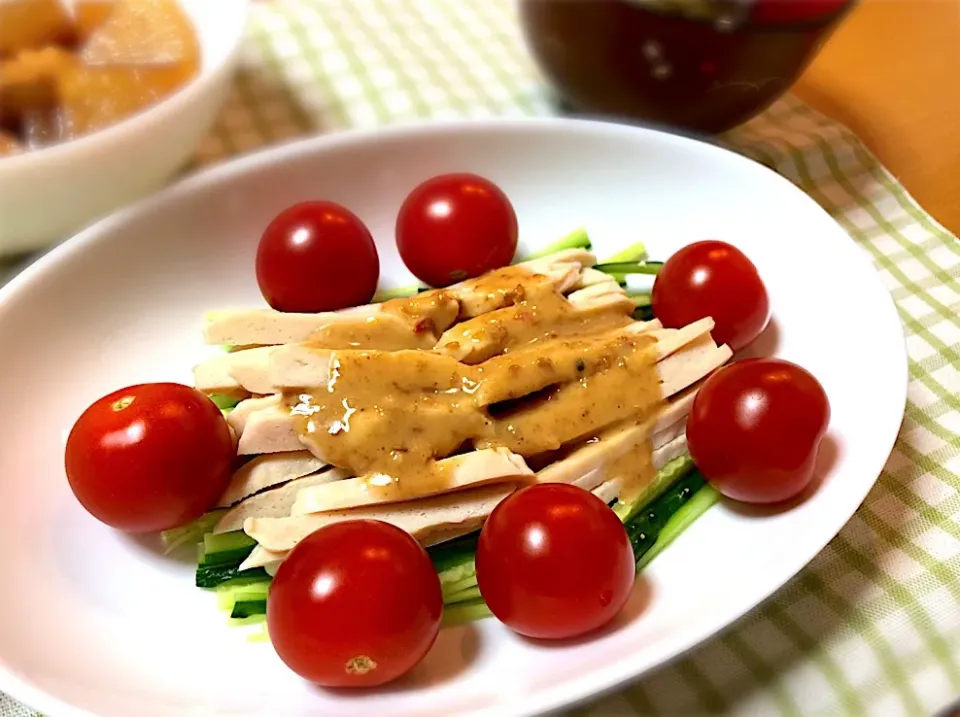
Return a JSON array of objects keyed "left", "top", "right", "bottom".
[{"left": 520, "top": 0, "right": 853, "bottom": 134}]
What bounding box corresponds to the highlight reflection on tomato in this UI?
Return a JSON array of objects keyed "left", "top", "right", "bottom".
[
  {"left": 267, "top": 520, "right": 443, "bottom": 688},
  {"left": 396, "top": 173, "right": 518, "bottom": 287},
  {"left": 476, "top": 483, "right": 635, "bottom": 640},
  {"left": 687, "top": 358, "right": 831, "bottom": 504}
]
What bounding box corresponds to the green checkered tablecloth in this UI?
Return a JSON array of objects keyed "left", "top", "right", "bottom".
[{"left": 4, "top": 1, "right": 960, "bottom": 716}]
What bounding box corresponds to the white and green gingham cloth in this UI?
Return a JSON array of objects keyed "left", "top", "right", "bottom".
[{"left": 3, "top": 2, "right": 959, "bottom": 716}]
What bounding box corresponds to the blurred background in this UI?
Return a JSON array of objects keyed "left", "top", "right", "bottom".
[{"left": 0, "top": 0, "right": 957, "bottom": 256}]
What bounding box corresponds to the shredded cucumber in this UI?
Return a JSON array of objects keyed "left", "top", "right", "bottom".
[
  {"left": 231, "top": 599, "right": 268, "bottom": 619},
  {"left": 522, "top": 227, "right": 592, "bottom": 260},
  {"left": 603, "top": 241, "right": 648, "bottom": 263},
  {"left": 636, "top": 483, "right": 719, "bottom": 572},
  {"left": 372, "top": 285, "right": 424, "bottom": 302},
  {"left": 445, "top": 585, "right": 482, "bottom": 605},
  {"left": 228, "top": 614, "right": 267, "bottom": 628},
  {"left": 160, "top": 510, "right": 225, "bottom": 555},
  {"left": 217, "top": 581, "right": 270, "bottom": 611},
  {"left": 196, "top": 564, "right": 270, "bottom": 589},
  {"left": 624, "top": 469, "right": 712, "bottom": 566},
  {"left": 629, "top": 293, "right": 652, "bottom": 309},
  {"left": 208, "top": 393, "right": 242, "bottom": 411},
  {"left": 442, "top": 599, "right": 493, "bottom": 627},
  {"left": 613, "top": 454, "right": 695, "bottom": 522}
]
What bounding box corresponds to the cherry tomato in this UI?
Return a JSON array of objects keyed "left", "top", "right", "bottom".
[
  {"left": 256, "top": 201, "right": 379, "bottom": 313},
  {"left": 752, "top": 0, "right": 850, "bottom": 24},
  {"left": 476, "top": 483, "right": 635, "bottom": 640},
  {"left": 268, "top": 520, "right": 443, "bottom": 688},
  {"left": 396, "top": 173, "right": 518, "bottom": 287},
  {"left": 651, "top": 240, "right": 770, "bottom": 351},
  {"left": 64, "top": 383, "right": 234, "bottom": 533},
  {"left": 687, "top": 358, "right": 831, "bottom": 504}
]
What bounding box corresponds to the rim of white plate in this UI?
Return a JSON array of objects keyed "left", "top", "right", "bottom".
[{"left": 0, "top": 117, "right": 908, "bottom": 717}]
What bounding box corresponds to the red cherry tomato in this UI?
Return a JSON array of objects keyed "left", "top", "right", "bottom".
[
  {"left": 256, "top": 201, "right": 379, "bottom": 313},
  {"left": 267, "top": 520, "right": 443, "bottom": 688},
  {"left": 64, "top": 383, "right": 234, "bottom": 533},
  {"left": 396, "top": 173, "right": 518, "bottom": 287},
  {"left": 687, "top": 358, "right": 831, "bottom": 504},
  {"left": 651, "top": 240, "right": 770, "bottom": 351},
  {"left": 476, "top": 483, "right": 635, "bottom": 640},
  {"left": 752, "top": 0, "right": 850, "bottom": 24}
]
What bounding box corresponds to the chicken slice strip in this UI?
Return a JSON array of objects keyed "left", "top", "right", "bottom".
[
  {"left": 472, "top": 318, "right": 704, "bottom": 408},
  {"left": 291, "top": 447, "right": 533, "bottom": 516},
  {"left": 216, "top": 450, "right": 327, "bottom": 508},
  {"left": 436, "top": 290, "right": 635, "bottom": 365},
  {"left": 242, "top": 420, "right": 689, "bottom": 568},
  {"left": 214, "top": 468, "right": 348, "bottom": 533},
  {"left": 225, "top": 394, "right": 281, "bottom": 438},
  {"left": 235, "top": 322, "right": 726, "bottom": 457},
  {"left": 244, "top": 482, "right": 519, "bottom": 557},
  {"left": 204, "top": 251, "right": 593, "bottom": 347},
  {"left": 194, "top": 345, "right": 278, "bottom": 395},
  {"left": 476, "top": 335, "right": 728, "bottom": 455},
  {"left": 198, "top": 265, "right": 607, "bottom": 396},
  {"left": 575, "top": 266, "right": 621, "bottom": 289},
  {"left": 537, "top": 382, "right": 705, "bottom": 490},
  {"left": 203, "top": 304, "right": 379, "bottom": 346},
  {"left": 236, "top": 401, "right": 301, "bottom": 455},
  {"left": 587, "top": 432, "right": 689, "bottom": 501}
]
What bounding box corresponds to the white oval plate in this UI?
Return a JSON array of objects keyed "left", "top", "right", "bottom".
[{"left": 0, "top": 119, "right": 905, "bottom": 717}]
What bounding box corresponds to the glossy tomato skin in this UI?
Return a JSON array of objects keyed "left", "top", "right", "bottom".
[
  {"left": 687, "top": 358, "right": 831, "bottom": 504},
  {"left": 268, "top": 520, "right": 443, "bottom": 688},
  {"left": 476, "top": 483, "right": 635, "bottom": 640},
  {"left": 64, "top": 383, "right": 234, "bottom": 532},
  {"left": 256, "top": 201, "right": 379, "bottom": 313},
  {"left": 396, "top": 173, "right": 518, "bottom": 287},
  {"left": 651, "top": 240, "right": 770, "bottom": 351}
]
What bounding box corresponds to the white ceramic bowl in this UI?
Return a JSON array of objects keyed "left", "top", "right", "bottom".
[
  {"left": 0, "top": 0, "right": 249, "bottom": 255},
  {"left": 0, "top": 119, "right": 906, "bottom": 717}
]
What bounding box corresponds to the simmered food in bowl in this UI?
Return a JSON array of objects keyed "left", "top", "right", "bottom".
[{"left": 0, "top": 0, "right": 199, "bottom": 156}]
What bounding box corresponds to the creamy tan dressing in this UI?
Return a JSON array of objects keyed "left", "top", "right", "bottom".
[
  {"left": 291, "top": 271, "right": 662, "bottom": 502},
  {"left": 438, "top": 289, "right": 633, "bottom": 364}
]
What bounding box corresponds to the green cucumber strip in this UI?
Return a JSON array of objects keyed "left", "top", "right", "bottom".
[
  {"left": 603, "top": 242, "right": 648, "bottom": 263},
  {"left": 217, "top": 582, "right": 271, "bottom": 611},
  {"left": 228, "top": 614, "right": 267, "bottom": 628},
  {"left": 613, "top": 454, "right": 695, "bottom": 523},
  {"left": 196, "top": 564, "right": 270, "bottom": 589},
  {"left": 429, "top": 532, "right": 479, "bottom": 577},
  {"left": 521, "top": 227, "right": 592, "bottom": 260},
  {"left": 636, "top": 484, "right": 719, "bottom": 572},
  {"left": 629, "top": 293, "right": 652, "bottom": 309},
  {"left": 445, "top": 585, "right": 482, "bottom": 605},
  {"left": 160, "top": 510, "right": 225, "bottom": 556},
  {"left": 372, "top": 285, "right": 424, "bottom": 302},
  {"left": 442, "top": 575, "right": 479, "bottom": 600},
  {"left": 231, "top": 599, "right": 268, "bottom": 619},
  {"left": 208, "top": 393, "right": 242, "bottom": 411},
  {"left": 625, "top": 469, "right": 708, "bottom": 566},
  {"left": 442, "top": 598, "right": 493, "bottom": 627},
  {"left": 632, "top": 305, "right": 655, "bottom": 322},
  {"left": 595, "top": 261, "right": 663, "bottom": 276},
  {"left": 213, "top": 575, "right": 273, "bottom": 592},
  {"left": 200, "top": 531, "right": 257, "bottom": 567}
]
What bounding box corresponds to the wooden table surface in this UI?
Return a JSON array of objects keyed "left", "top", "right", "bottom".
[{"left": 795, "top": 0, "right": 960, "bottom": 235}]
